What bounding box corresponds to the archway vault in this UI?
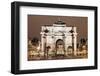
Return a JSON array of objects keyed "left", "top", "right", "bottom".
[{"left": 56, "top": 39, "right": 65, "bottom": 55}]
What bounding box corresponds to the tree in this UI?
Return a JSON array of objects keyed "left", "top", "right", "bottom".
[
  {"left": 80, "top": 38, "right": 86, "bottom": 45},
  {"left": 31, "top": 37, "right": 39, "bottom": 46}
]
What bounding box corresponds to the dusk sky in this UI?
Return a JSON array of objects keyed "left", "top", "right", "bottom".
[{"left": 28, "top": 15, "right": 88, "bottom": 43}]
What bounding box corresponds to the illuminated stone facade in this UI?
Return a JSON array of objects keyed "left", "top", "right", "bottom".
[{"left": 40, "top": 20, "right": 77, "bottom": 56}]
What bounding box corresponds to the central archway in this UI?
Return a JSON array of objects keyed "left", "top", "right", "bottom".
[{"left": 56, "top": 39, "right": 65, "bottom": 56}]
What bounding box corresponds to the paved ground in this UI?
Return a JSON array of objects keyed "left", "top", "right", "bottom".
[{"left": 28, "top": 55, "right": 88, "bottom": 61}]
